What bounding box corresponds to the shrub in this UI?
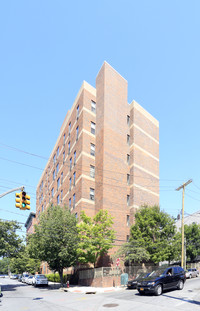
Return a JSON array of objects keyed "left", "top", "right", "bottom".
[{"left": 45, "top": 273, "right": 69, "bottom": 283}]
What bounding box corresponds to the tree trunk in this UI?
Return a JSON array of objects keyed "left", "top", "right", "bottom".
[{"left": 58, "top": 268, "right": 64, "bottom": 287}]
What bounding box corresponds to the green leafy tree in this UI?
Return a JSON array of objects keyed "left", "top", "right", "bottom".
[
  {"left": 9, "top": 250, "right": 41, "bottom": 274},
  {"left": 0, "top": 257, "right": 10, "bottom": 274},
  {"left": 27, "top": 205, "right": 78, "bottom": 286},
  {"left": 184, "top": 223, "right": 200, "bottom": 261},
  {"left": 0, "top": 220, "right": 24, "bottom": 258},
  {"left": 113, "top": 239, "right": 150, "bottom": 263},
  {"left": 77, "top": 210, "right": 116, "bottom": 267},
  {"left": 127, "top": 205, "right": 180, "bottom": 263}
]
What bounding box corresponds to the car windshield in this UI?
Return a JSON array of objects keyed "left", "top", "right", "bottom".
[
  {"left": 149, "top": 268, "right": 166, "bottom": 277},
  {"left": 188, "top": 269, "right": 192, "bottom": 272},
  {"left": 28, "top": 276, "right": 33, "bottom": 278},
  {"left": 24, "top": 274, "right": 29, "bottom": 277},
  {"left": 135, "top": 273, "right": 148, "bottom": 279},
  {"left": 36, "top": 275, "right": 46, "bottom": 279}
]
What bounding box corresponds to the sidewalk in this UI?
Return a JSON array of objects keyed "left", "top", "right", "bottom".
[{"left": 48, "top": 282, "right": 126, "bottom": 294}]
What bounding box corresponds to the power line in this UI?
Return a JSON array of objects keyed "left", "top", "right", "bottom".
[{"left": 0, "top": 157, "right": 43, "bottom": 171}]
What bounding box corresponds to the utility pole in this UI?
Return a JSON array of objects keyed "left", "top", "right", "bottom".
[{"left": 176, "top": 179, "right": 192, "bottom": 269}]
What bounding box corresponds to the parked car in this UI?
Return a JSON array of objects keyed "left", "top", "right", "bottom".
[
  {"left": 32, "top": 274, "right": 48, "bottom": 287},
  {"left": 26, "top": 275, "right": 34, "bottom": 285},
  {"left": 10, "top": 274, "right": 18, "bottom": 279},
  {"left": 18, "top": 275, "right": 22, "bottom": 282},
  {"left": 137, "top": 266, "right": 186, "bottom": 296},
  {"left": 127, "top": 272, "right": 150, "bottom": 289},
  {"left": 186, "top": 268, "right": 199, "bottom": 278},
  {"left": 21, "top": 274, "right": 29, "bottom": 283}
]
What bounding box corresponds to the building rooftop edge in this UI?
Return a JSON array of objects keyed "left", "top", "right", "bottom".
[
  {"left": 130, "top": 100, "right": 159, "bottom": 127},
  {"left": 96, "top": 61, "right": 128, "bottom": 83},
  {"left": 25, "top": 212, "right": 36, "bottom": 228},
  {"left": 37, "top": 81, "right": 96, "bottom": 189}
]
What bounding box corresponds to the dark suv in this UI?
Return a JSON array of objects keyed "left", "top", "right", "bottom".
[{"left": 137, "top": 266, "right": 186, "bottom": 296}]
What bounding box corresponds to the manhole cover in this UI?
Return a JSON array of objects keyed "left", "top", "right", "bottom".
[{"left": 103, "top": 304, "right": 119, "bottom": 308}]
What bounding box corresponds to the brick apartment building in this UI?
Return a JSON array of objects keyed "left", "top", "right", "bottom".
[{"left": 34, "top": 62, "right": 159, "bottom": 256}]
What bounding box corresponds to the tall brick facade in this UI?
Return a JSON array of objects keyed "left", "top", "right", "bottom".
[{"left": 35, "top": 62, "right": 159, "bottom": 255}]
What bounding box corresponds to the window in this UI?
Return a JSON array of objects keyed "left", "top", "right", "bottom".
[
  {"left": 51, "top": 188, "right": 54, "bottom": 197},
  {"left": 73, "top": 172, "right": 76, "bottom": 186},
  {"left": 42, "top": 205, "right": 44, "bottom": 212},
  {"left": 127, "top": 195, "right": 130, "bottom": 206},
  {"left": 61, "top": 172, "right": 63, "bottom": 184},
  {"left": 63, "top": 133, "right": 66, "bottom": 145},
  {"left": 73, "top": 193, "right": 75, "bottom": 208},
  {"left": 91, "top": 100, "right": 96, "bottom": 113},
  {"left": 68, "top": 141, "right": 70, "bottom": 154},
  {"left": 57, "top": 177, "right": 60, "bottom": 190},
  {"left": 127, "top": 174, "right": 130, "bottom": 185},
  {"left": 53, "top": 170, "right": 55, "bottom": 180},
  {"left": 127, "top": 115, "right": 130, "bottom": 126},
  {"left": 76, "top": 105, "right": 79, "bottom": 119},
  {"left": 127, "top": 154, "right": 130, "bottom": 165},
  {"left": 76, "top": 126, "right": 79, "bottom": 141},
  {"left": 69, "top": 177, "right": 72, "bottom": 191},
  {"left": 69, "top": 198, "right": 71, "bottom": 209},
  {"left": 56, "top": 163, "right": 59, "bottom": 175},
  {"left": 63, "top": 151, "right": 65, "bottom": 164},
  {"left": 126, "top": 235, "right": 130, "bottom": 242},
  {"left": 70, "top": 157, "right": 72, "bottom": 171},
  {"left": 53, "top": 154, "right": 56, "bottom": 164},
  {"left": 75, "top": 213, "right": 78, "bottom": 219},
  {"left": 74, "top": 151, "right": 76, "bottom": 165},
  {"left": 61, "top": 190, "right": 63, "bottom": 202},
  {"left": 127, "top": 134, "right": 130, "bottom": 145},
  {"left": 90, "top": 143, "right": 95, "bottom": 156},
  {"left": 57, "top": 194, "right": 60, "bottom": 205},
  {"left": 127, "top": 215, "right": 130, "bottom": 226},
  {"left": 57, "top": 146, "right": 59, "bottom": 158},
  {"left": 90, "top": 188, "right": 95, "bottom": 200},
  {"left": 91, "top": 122, "right": 96, "bottom": 135},
  {"left": 69, "top": 122, "right": 71, "bottom": 135},
  {"left": 90, "top": 165, "right": 95, "bottom": 178}
]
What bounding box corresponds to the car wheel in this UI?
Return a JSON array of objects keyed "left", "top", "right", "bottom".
[
  {"left": 189, "top": 274, "right": 191, "bottom": 279},
  {"left": 177, "top": 280, "right": 184, "bottom": 290},
  {"left": 34, "top": 283, "right": 37, "bottom": 287},
  {"left": 155, "top": 284, "right": 162, "bottom": 296}
]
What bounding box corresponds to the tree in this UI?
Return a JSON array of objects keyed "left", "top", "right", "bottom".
[
  {"left": 9, "top": 250, "right": 41, "bottom": 274},
  {"left": 77, "top": 210, "right": 116, "bottom": 267},
  {"left": 0, "top": 220, "right": 24, "bottom": 258},
  {"left": 27, "top": 205, "right": 79, "bottom": 286},
  {"left": 125, "top": 205, "right": 180, "bottom": 264},
  {"left": 184, "top": 223, "right": 200, "bottom": 261},
  {"left": 0, "top": 257, "right": 10, "bottom": 275}
]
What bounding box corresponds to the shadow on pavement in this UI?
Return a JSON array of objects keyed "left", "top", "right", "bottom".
[
  {"left": 163, "top": 294, "right": 200, "bottom": 306},
  {"left": 1, "top": 283, "right": 27, "bottom": 292}
]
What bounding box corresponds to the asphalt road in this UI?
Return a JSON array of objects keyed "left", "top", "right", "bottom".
[{"left": 1, "top": 276, "right": 200, "bottom": 311}]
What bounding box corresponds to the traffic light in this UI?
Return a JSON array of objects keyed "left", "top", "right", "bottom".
[
  {"left": 21, "top": 191, "right": 26, "bottom": 209},
  {"left": 25, "top": 194, "right": 31, "bottom": 210},
  {"left": 15, "top": 192, "right": 22, "bottom": 208},
  {"left": 15, "top": 191, "right": 31, "bottom": 210}
]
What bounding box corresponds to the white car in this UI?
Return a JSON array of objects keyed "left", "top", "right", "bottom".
[
  {"left": 21, "top": 274, "right": 29, "bottom": 283},
  {"left": 26, "top": 275, "right": 34, "bottom": 285},
  {"left": 32, "top": 274, "right": 48, "bottom": 287}
]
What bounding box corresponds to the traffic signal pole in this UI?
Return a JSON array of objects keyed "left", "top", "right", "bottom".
[{"left": 0, "top": 186, "right": 24, "bottom": 198}]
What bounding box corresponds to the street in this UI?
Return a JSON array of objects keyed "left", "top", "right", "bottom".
[{"left": 1, "top": 277, "right": 200, "bottom": 311}]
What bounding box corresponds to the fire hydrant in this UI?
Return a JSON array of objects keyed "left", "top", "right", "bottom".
[{"left": 67, "top": 281, "right": 69, "bottom": 288}]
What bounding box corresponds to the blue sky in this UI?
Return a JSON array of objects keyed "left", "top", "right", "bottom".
[{"left": 1, "top": 0, "right": 200, "bottom": 238}]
